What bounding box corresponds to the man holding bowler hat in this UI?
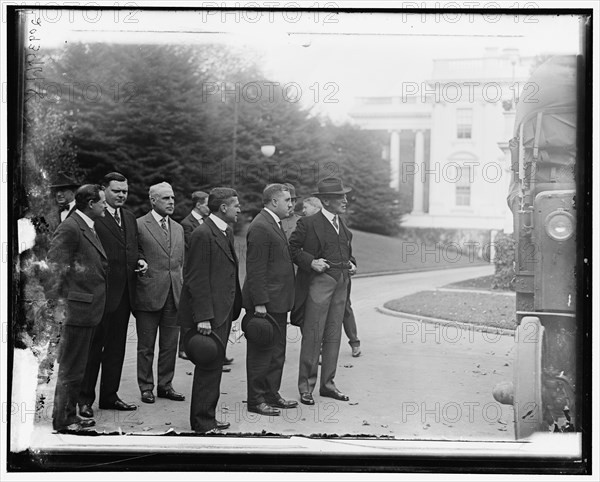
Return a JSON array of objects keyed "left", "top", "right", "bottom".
[
  {"left": 289, "top": 177, "right": 356, "bottom": 406},
  {"left": 178, "top": 187, "right": 242, "bottom": 433},
  {"left": 242, "top": 183, "right": 297, "bottom": 417}
]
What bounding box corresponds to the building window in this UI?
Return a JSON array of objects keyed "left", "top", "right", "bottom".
[
  {"left": 456, "top": 108, "right": 472, "bottom": 139},
  {"left": 456, "top": 165, "right": 471, "bottom": 206}
]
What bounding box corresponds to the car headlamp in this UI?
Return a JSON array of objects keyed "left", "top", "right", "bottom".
[{"left": 544, "top": 209, "right": 575, "bottom": 241}]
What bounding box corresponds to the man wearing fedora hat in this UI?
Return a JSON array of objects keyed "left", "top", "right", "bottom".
[
  {"left": 49, "top": 172, "right": 80, "bottom": 230},
  {"left": 178, "top": 187, "right": 242, "bottom": 433},
  {"left": 289, "top": 177, "right": 356, "bottom": 406},
  {"left": 242, "top": 183, "right": 297, "bottom": 417}
]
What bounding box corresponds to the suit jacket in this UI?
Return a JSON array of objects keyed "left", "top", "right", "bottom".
[
  {"left": 288, "top": 211, "right": 355, "bottom": 326},
  {"left": 281, "top": 213, "right": 300, "bottom": 240},
  {"left": 181, "top": 211, "right": 201, "bottom": 251},
  {"left": 135, "top": 212, "right": 185, "bottom": 312},
  {"left": 242, "top": 209, "right": 295, "bottom": 313},
  {"left": 46, "top": 212, "right": 107, "bottom": 327},
  {"left": 178, "top": 217, "right": 242, "bottom": 331},
  {"left": 48, "top": 204, "right": 75, "bottom": 233},
  {"left": 95, "top": 207, "right": 145, "bottom": 314}
]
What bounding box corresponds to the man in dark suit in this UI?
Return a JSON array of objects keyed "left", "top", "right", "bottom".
[
  {"left": 297, "top": 196, "right": 361, "bottom": 358},
  {"left": 289, "top": 177, "right": 356, "bottom": 406},
  {"left": 242, "top": 184, "right": 297, "bottom": 416},
  {"left": 180, "top": 190, "right": 210, "bottom": 250},
  {"left": 178, "top": 190, "right": 209, "bottom": 360},
  {"left": 48, "top": 173, "right": 79, "bottom": 231},
  {"left": 78, "top": 172, "right": 148, "bottom": 418},
  {"left": 46, "top": 184, "right": 108, "bottom": 432},
  {"left": 178, "top": 187, "right": 242, "bottom": 433},
  {"left": 135, "top": 182, "right": 185, "bottom": 404}
]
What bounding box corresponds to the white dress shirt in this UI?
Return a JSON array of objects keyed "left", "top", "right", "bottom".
[
  {"left": 75, "top": 209, "right": 95, "bottom": 232},
  {"left": 209, "top": 213, "right": 229, "bottom": 235},
  {"left": 191, "top": 210, "right": 204, "bottom": 223},
  {"left": 321, "top": 208, "right": 340, "bottom": 234},
  {"left": 60, "top": 200, "right": 76, "bottom": 222},
  {"left": 151, "top": 209, "right": 169, "bottom": 229}
]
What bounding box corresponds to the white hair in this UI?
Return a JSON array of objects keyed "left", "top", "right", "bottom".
[{"left": 149, "top": 181, "right": 173, "bottom": 199}]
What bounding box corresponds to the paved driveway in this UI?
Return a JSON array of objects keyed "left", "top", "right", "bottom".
[{"left": 29, "top": 264, "right": 517, "bottom": 446}]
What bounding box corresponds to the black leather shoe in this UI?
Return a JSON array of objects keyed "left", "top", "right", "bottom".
[
  {"left": 319, "top": 388, "right": 349, "bottom": 401},
  {"left": 247, "top": 402, "right": 280, "bottom": 416},
  {"left": 300, "top": 393, "right": 315, "bottom": 405},
  {"left": 100, "top": 398, "right": 137, "bottom": 411},
  {"left": 224, "top": 357, "right": 234, "bottom": 365},
  {"left": 141, "top": 390, "right": 155, "bottom": 404},
  {"left": 222, "top": 365, "right": 231, "bottom": 373},
  {"left": 216, "top": 421, "right": 230, "bottom": 430},
  {"left": 79, "top": 404, "right": 94, "bottom": 418},
  {"left": 178, "top": 351, "right": 189, "bottom": 360},
  {"left": 157, "top": 388, "right": 185, "bottom": 401},
  {"left": 266, "top": 397, "right": 298, "bottom": 409}
]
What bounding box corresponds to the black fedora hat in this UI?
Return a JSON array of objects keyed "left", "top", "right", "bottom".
[
  {"left": 183, "top": 329, "right": 226, "bottom": 370},
  {"left": 49, "top": 172, "right": 80, "bottom": 190},
  {"left": 312, "top": 177, "right": 352, "bottom": 196},
  {"left": 241, "top": 312, "right": 282, "bottom": 347}
]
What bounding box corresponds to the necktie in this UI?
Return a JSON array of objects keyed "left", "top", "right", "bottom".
[
  {"left": 332, "top": 215, "right": 339, "bottom": 231},
  {"left": 113, "top": 209, "right": 121, "bottom": 227},
  {"left": 161, "top": 217, "right": 171, "bottom": 249}
]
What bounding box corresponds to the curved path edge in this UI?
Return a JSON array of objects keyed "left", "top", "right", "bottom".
[{"left": 376, "top": 306, "right": 516, "bottom": 338}]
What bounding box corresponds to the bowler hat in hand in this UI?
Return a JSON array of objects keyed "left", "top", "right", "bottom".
[
  {"left": 242, "top": 312, "right": 282, "bottom": 347},
  {"left": 312, "top": 177, "right": 352, "bottom": 196},
  {"left": 183, "top": 328, "right": 226, "bottom": 370}
]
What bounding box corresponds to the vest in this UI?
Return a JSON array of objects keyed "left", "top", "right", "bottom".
[{"left": 321, "top": 220, "right": 350, "bottom": 281}]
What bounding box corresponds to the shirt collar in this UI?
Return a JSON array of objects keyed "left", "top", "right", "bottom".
[
  {"left": 321, "top": 208, "right": 337, "bottom": 223},
  {"left": 151, "top": 209, "right": 168, "bottom": 225},
  {"left": 191, "top": 210, "right": 203, "bottom": 222},
  {"left": 209, "top": 213, "right": 229, "bottom": 233},
  {"left": 75, "top": 209, "right": 95, "bottom": 230},
  {"left": 106, "top": 205, "right": 118, "bottom": 216},
  {"left": 263, "top": 207, "right": 281, "bottom": 224}
]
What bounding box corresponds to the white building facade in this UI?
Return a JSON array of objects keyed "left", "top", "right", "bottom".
[{"left": 350, "top": 48, "right": 534, "bottom": 237}]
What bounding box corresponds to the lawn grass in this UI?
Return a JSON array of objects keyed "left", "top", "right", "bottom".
[
  {"left": 443, "top": 274, "right": 514, "bottom": 292},
  {"left": 384, "top": 290, "right": 517, "bottom": 330},
  {"left": 234, "top": 228, "right": 488, "bottom": 281}
]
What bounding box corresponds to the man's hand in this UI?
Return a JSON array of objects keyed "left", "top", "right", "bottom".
[
  {"left": 135, "top": 259, "right": 148, "bottom": 275},
  {"left": 254, "top": 305, "right": 267, "bottom": 315},
  {"left": 197, "top": 321, "right": 212, "bottom": 335},
  {"left": 310, "top": 258, "right": 330, "bottom": 273},
  {"left": 348, "top": 261, "right": 357, "bottom": 276}
]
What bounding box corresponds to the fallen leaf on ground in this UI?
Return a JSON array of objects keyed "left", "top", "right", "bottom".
[
  {"left": 349, "top": 402, "right": 358, "bottom": 405},
  {"left": 343, "top": 364, "right": 353, "bottom": 368}
]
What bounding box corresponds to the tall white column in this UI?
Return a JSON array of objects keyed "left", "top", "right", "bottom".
[
  {"left": 389, "top": 130, "right": 400, "bottom": 190},
  {"left": 412, "top": 130, "right": 425, "bottom": 214}
]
